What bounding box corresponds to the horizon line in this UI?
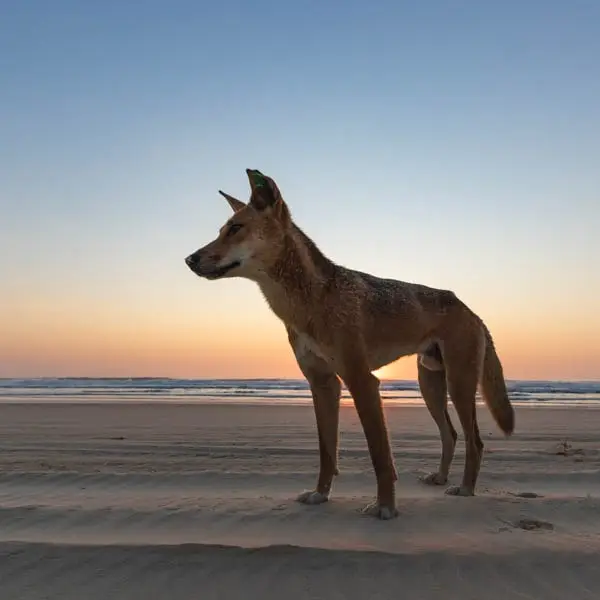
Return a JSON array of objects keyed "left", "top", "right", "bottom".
[{"left": 1, "top": 376, "right": 599, "bottom": 384}]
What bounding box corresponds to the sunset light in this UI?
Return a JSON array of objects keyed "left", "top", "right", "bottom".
[{"left": 1, "top": 3, "right": 599, "bottom": 595}]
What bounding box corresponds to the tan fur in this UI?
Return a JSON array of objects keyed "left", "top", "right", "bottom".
[{"left": 185, "top": 169, "right": 515, "bottom": 520}]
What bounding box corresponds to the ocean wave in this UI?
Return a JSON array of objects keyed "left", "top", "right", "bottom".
[
  {"left": 1, "top": 377, "right": 599, "bottom": 393},
  {"left": 0, "top": 377, "right": 599, "bottom": 407}
]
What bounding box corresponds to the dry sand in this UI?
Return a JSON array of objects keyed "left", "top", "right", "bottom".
[{"left": 0, "top": 400, "right": 599, "bottom": 599}]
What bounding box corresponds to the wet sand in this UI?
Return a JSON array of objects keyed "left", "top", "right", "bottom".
[{"left": 0, "top": 401, "right": 598, "bottom": 599}]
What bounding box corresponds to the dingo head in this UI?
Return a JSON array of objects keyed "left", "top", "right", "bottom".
[{"left": 185, "top": 169, "right": 292, "bottom": 281}]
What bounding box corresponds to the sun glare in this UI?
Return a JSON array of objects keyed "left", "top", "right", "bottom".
[{"left": 372, "top": 365, "right": 394, "bottom": 380}]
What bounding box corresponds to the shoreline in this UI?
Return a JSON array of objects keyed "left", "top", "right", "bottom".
[{"left": 2, "top": 396, "right": 600, "bottom": 408}]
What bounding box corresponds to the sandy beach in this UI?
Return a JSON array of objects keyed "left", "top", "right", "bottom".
[{"left": 0, "top": 400, "right": 598, "bottom": 599}]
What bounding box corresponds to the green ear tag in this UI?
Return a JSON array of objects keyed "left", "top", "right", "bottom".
[{"left": 250, "top": 170, "right": 267, "bottom": 188}]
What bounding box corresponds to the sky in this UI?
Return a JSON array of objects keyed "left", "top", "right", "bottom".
[{"left": 1, "top": 0, "right": 599, "bottom": 380}]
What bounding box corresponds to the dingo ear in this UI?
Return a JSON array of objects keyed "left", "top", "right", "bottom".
[
  {"left": 246, "top": 169, "right": 282, "bottom": 211},
  {"left": 218, "top": 190, "right": 246, "bottom": 213},
  {"left": 245, "top": 169, "right": 290, "bottom": 225}
]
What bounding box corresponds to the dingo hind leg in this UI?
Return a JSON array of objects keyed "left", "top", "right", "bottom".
[
  {"left": 417, "top": 359, "right": 457, "bottom": 486},
  {"left": 288, "top": 329, "right": 341, "bottom": 505},
  {"left": 442, "top": 332, "right": 485, "bottom": 497}
]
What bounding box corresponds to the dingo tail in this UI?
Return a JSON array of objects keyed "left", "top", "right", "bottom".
[{"left": 480, "top": 328, "right": 514, "bottom": 436}]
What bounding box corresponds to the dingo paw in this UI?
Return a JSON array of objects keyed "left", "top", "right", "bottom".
[
  {"left": 445, "top": 485, "right": 475, "bottom": 497},
  {"left": 361, "top": 501, "right": 398, "bottom": 520},
  {"left": 296, "top": 490, "right": 329, "bottom": 505},
  {"left": 419, "top": 472, "right": 448, "bottom": 486}
]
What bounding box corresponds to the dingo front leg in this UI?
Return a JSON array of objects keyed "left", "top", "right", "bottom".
[
  {"left": 340, "top": 357, "right": 398, "bottom": 520},
  {"left": 296, "top": 370, "right": 341, "bottom": 505},
  {"left": 288, "top": 329, "right": 341, "bottom": 505}
]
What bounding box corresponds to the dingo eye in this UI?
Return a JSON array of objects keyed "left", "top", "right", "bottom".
[{"left": 226, "top": 223, "right": 243, "bottom": 236}]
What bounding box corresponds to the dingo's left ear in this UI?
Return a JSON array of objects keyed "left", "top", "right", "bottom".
[
  {"left": 218, "top": 190, "right": 246, "bottom": 213},
  {"left": 246, "top": 169, "right": 290, "bottom": 224},
  {"left": 246, "top": 169, "right": 282, "bottom": 211}
]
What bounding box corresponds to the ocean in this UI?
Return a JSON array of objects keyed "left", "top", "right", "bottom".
[{"left": 1, "top": 378, "right": 599, "bottom": 407}]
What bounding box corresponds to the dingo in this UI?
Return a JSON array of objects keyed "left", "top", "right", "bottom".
[{"left": 185, "top": 169, "right": 514, "bottom": 520}]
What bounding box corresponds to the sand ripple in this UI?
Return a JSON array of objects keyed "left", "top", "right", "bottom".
[{"left": 0, "top": 402, "right": 599, "bottom": 599}]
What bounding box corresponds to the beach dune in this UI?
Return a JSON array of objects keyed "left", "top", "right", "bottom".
[{"left": 0, "top": 401, "right": 599, "bottom": 599}]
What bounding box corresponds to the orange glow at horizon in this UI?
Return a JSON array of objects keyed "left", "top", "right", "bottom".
[
  {"left": 2, "top": 281, "right": 600, "bottom": 380},
  {"left": 3, "top": 308, "right": 600, "bottom": 380}
]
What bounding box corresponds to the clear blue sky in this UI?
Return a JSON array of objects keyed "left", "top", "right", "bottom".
[{"left": 1, "top": 0, "right": 599, "bottom": 378}]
